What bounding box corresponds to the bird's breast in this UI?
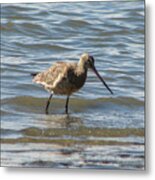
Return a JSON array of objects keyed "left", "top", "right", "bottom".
[
  {"left": 68, "top": 70, "right": 87, "bottom": 88},
  {"left": 53, "top": 70, "right": 87, "bottom": 95}
]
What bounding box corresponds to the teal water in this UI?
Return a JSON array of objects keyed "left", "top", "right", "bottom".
[{"left": 1, "top": 1, "right": 145, "bottom": 169}]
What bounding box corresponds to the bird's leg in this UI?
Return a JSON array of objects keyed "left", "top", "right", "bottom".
[
  {"left": 65, "top": 95, "right": 70, "bottom": 114},
  {"left": 45, "top": 93, "right": 53, "bottom": 114}
]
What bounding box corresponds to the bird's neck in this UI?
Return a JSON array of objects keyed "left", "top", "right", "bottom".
[{"left": 76, "top": 59, "right": 88, "bottom": 75}]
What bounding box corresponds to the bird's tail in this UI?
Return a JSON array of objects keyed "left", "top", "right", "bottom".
[{"left": 31, "top": 72, "right": 39, "bottom": 77}]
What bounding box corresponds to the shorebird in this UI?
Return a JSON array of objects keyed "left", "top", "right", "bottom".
[{"left": 31, "top": 53, "right": 113, "bottom": 114}]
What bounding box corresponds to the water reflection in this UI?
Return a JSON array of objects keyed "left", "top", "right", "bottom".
[{"left": 40, "top": 113, "right": 83, "bottom": 129}]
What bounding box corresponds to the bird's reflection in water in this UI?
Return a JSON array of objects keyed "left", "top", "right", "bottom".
[{"left": 42, "top": 113, "right": 83, "bottom": 129}]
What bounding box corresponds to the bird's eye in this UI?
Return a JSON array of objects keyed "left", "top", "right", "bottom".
[{"left": 88, "top": 56, "right": 94, "bottom": 64}]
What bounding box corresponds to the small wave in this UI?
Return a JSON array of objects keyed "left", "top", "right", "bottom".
[
  {"left": 2, "top": 96, "right": 144, "bottom": 108},
  {"left": 1, "top": 126, "right": 144, "bottom": 147},
  {"left": 20, "top": 22, "right": 45, "bottom": 31},
  {"left": 62, "top": 19, "right": 91, "bottom": 28},
  {"left": 2, "top": 96, "right": 144, "bottom": 114},
  {"left": 14, "top": 42, "right": 74, "bottom": 51},
  {"left": 20, "top": 127, "right": 144, "bottom": 138}
]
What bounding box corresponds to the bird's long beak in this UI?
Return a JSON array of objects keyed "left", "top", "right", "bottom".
[{"left": 91, "top": 65, "right": 113, "bottom": 94}]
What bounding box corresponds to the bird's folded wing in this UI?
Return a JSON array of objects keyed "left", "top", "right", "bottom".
[{"left": 33, "top": 62, "right": 70, "bottom": 88}]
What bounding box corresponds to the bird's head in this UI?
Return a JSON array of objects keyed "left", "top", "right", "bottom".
[
  {"left": 80, "top": 53, "right": 113, "bottom": 95},
  {"left": 80, "top": 53, "right": 95, "bottom": 69}
]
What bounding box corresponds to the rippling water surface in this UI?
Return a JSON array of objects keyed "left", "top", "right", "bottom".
[{"left": 1, "top": 1, "right": 145, "bottom": 169}]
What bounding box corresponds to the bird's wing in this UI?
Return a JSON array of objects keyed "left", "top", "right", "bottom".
[{"left": 33, "top": 62, "right": 75, "bottom": 89}]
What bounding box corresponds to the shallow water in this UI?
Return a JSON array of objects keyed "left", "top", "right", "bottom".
[{"left": 1, "top": 1, "right": 145, "bottom": 169}]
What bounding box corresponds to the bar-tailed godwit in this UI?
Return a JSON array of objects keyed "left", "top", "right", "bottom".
[{"left": 31, "top": 53, "right": 113, "bottom": 114}]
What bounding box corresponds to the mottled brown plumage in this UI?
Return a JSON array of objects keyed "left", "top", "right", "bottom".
[
  {"left": 32, "top": 53, "right": 113, "bottom": 114},
  {"left": 33, "top": 61, "right": 87, "bottom": 95}
]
